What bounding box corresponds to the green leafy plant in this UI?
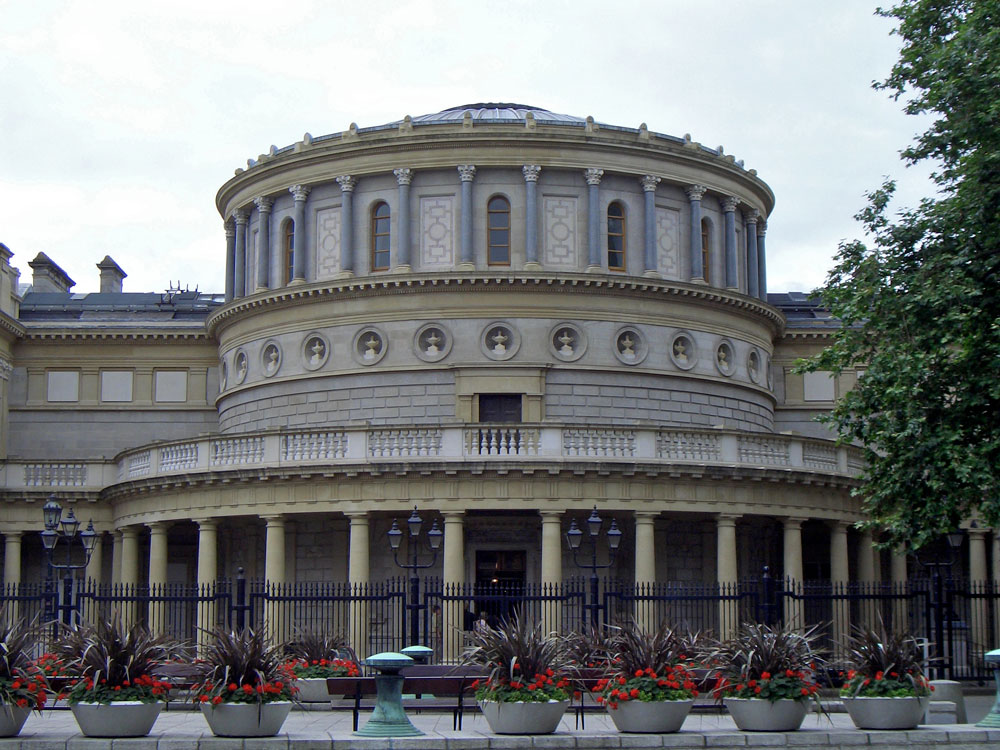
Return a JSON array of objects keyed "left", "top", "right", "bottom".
[
  {"left": 194, "top": 627, "right": 296, "bottom": 706},
  {"left": 839, "top": 624, "right": 931, "bottom": 698},
  {"left": 0, "top": 615, "right": 48, "bottom": 710},
  {"left": 283, "top": 629, "right": 359, "bottom": 679},
  {"left": 462, "top": 615, "right": 574, "bottom": 703},
  {"left": 55, "top": 614, "right": 183, "bottom": 705},
  {"left": 709, "top": 622, "right": 824, "bottom": 703},
  {"left": 592, "top": 621, "right": 699, "bottom": 708}
]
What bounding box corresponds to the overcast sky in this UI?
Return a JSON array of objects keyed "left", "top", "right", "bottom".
[{"left": 0, "top": 0, "right": 933, "bottom": 296}]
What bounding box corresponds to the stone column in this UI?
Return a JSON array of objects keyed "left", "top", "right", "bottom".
[
  {"left": 120, "top": 526, "right": 140, "bottom": 626},
  {"left": 224, "top": 221, "right": 236, "bottom": 302},
  {"left": 722, "top": 196, "right": 739, "bottom": 289},
  {"left": 457, "top": 166, "right": 476, "bottom": 269},
  {"left": 584, "top": 168, "right": 603, "bottom": 271},
  {"left": 196, "top": 519, "right": 218, "bottom": 653},
  {"left": 442, "top": 511, "right": 465, "bottom": 663},
  {"left": 232, "top": 208, "right": 249, "bottom": 299},
  {"left": 745, "top": 209, "right": 759, "bottom": 298},
  {"left": 830, "top": 522, "right": 850, "bottom": 659},
  {"left": 634, "top": 512, "right": 657, "bottom": 631},
  {"left": 890, "top": 549, "right": 909, "bottom": 632},
  {"left": 993, "top": 530, "right": 1000, "bottom": 653},
  {"left": 254, "top": 196, "right": 273, "bottom": 291},
  {"left": 757, "top": 222, "right": 767, "bottom": 301},
  {"left": 394, "top": 169, "right": 413, "bottom": 272},
  {"left": 85, "top": 532, "right": 103, "bottom": 586},
  {"left": 147, "top": 522, "right": 169, "bottom": 634},
  {"left": 782, "top": 518, "right": 805, "bottom": 629},
  {"left": 640, "top": 176, "right": 661, "bottom": 277},
  {"left": 263, "top": 515, "right": 286, "bottom": 643},
  {"left": 523, "top": 165, "right": 542, "bottom": 270},
  {"left": 538, "top": 511, "right": 562, "bottom": 635},
  {"left": 111, "top": 530, "right": 122, "bottom": 586},
  {"left": 3, "top": 531, "right": 21, "bottom": 619},
  {"left": 716, "top": 514, "right": 740, "bottom": 639},
  {"left": 290, "top": 184, "right": 311, "bottom": 282},
  {"left": 857, "top": 528, "right": 877, "bottom": 628},
  {"left": 967, "top": 528, "right": 989, "bottom": 663},
  {"left": 685, "top": 184, "right": 707, "bottom": 281},
  {"left": 346, "top": 512, "right": 370, "bottom": 658}
]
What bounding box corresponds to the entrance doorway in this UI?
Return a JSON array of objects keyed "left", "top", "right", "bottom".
[{"left": 473, "top": 550, "right": 526, "bottom": 627}]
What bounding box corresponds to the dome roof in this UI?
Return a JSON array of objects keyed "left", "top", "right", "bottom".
[{"left": 408, "top": 103, "right": 586, "bottom": 125}]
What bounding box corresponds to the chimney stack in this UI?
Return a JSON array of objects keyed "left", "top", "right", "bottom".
[
  {"left": 28, "top": 252, "right": 75, "bottom": 293},
  {"left": 97, "top": 256, "right": 126, "bottom": 294}
]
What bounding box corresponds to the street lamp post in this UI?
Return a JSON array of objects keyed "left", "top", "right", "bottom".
[
  {"left": 913, "top": 529, "right": 964, "bottom": 680},
  {"left": 40, "top": 495, "right": 99, "bottom": 628},
  {"left": 565, "top": 506, "right": 623, "bottom": 627},
  {"left": 387, "top": 506, "right": 442, "bottom": 648}
]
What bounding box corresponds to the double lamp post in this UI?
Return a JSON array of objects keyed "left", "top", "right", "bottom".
[{"left": 40, "top": 495, "right": 98, "bottom": 627}]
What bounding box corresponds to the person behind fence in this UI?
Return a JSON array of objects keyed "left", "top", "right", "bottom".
[
  {"left": 430, "top": 604, "right": 442, "bottom": 656},
  {"left": 474, "top": 610, "right": 490, "bottom": 635}
]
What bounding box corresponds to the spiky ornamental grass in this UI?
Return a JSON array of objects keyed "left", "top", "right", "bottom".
[
  {"left": 565, "top": 623, "right": 614, "bottom": 670},
  {"left": 839, "top": 624, "right": 931, "bottom": 698},
  {"left": 592, "top": 621, "right": 700, "bottom": 707},
  {"left": 462, "top": 615, "right": 574, "bottom": 703},
  {"left": 283, "top": 629, "right": 359, "bottom": 679},
  {"left": 55, "top": 614, "right": 184, "bottom": 704},
  {"left": 195, "top": 627, "right": 296, "bottom": 705},
  {"left": 0, "top": 614, "right": 48, "bottom": 710},
  {"left": 709, "top": 622, "right": 824, "bottom": 704}
]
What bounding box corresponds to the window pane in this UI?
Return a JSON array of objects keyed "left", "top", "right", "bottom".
[
  {"left": 608, "top": 236, "right": 623, "bottom": 253},
  {"left": 608, "top": 217, "right": 623, "bottom": 235},
  {"left": 375, "top": 235, "right": 390, "bottom": 252},
  {"left": 488, "top": 197, "right": 509, "bottom": 212},
  {"left": 489, "top": 229, "right": 509, "bottom": 246},
  {"left": 488, "top": 211, "right": 509, "bottom": 229},
  {"left": 375, "top": 203, "right": 390, "bottom": 218},
  {"left": 609, "top": 251, "right": 624, "bottom": 269},
  {"left": 374, "top": 249, "right": 390, "bottom": 269}
]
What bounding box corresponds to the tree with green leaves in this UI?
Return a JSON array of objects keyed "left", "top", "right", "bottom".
[{"left": 799, "top": 0, "right": 1000, "bottom": 549}]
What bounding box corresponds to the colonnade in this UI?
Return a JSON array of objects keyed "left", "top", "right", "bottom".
[{"left": 222, "top": 165, "right": 770, "bottom": 303}]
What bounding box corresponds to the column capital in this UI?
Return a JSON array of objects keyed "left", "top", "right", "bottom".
[
  {"left": 828, "top": 519, "right": 850, "bottom": 532},
  {"left": 224, "top": 221, "right": 235, "bottom": 238},
  {"left": 457, "top": 165, "right": 477, "bottom": 182},
  {"left": 583, "top": 168, "right": 604, "bottom": 186},
  {"left": 335, "top": 176, "right": 355, "bottom": 193},
  {"left": 343, "top": 510, "right": 370, "bottom": 520},
  {"left": 290, "top": 184, "right": 313, "bottom": 201},
  {"left": 195, "top": 518, "right": 217, "bottom": 531},
  {"left": 254, "top": 196, "right": 274, "bottom": 214},
  {"left": 146, "top": 521, "right": 171, "bottom": 533},
  {"left": 744, "top": 208, "right": 760, "bottom": 225},
  {"left": 441, "top": 510, "right": 466, "bottom": 520},
  {"left": 783, "top": 516, "right": 808, "bottom": 530},
  {"left": 966, "top": 527, "right": 988, "bottom": 539},
  {"left": 757, "top": 224, "right": 767, "bottom": 237},
  {"left": 522, "top": 165, "right": 542, "bottom": 182},
  {"left": 684, "top": 184, "right": 707, "bottom": 201},
  {"left": 261, "top": 514, "right": 286, "bottom": 526},
  {"left": 641, "top": 175, "right": 661, "bottom": 193},
  {"left": 232, "top": 207, "right": 250, "bottom": 225},
  {"left": 634, "top": 511, "right": 659, "bottom": 521},
  {"left": 538, "top": 510, "right": 563, "bottom": 520},
  {"left": 393, "top": 168, "right": 413, "bottom": 186},
  {"left": 716, "top": 513, "right": 742, "bottom": 526},
  {"left": 119, "top": 525, "right": 139, "bottom": 539},
  {"left": 721, "top": 196, "right": 740, "bottom": 213}
]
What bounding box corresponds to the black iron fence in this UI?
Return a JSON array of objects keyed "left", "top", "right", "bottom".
[{"left": 3, "top": 571, "right": 997, "bottom": 681}]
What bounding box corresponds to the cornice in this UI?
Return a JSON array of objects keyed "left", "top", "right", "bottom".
[
  {"left": 0, "top": 312, "right": 25, "bottom": 340},
  {"left": 207, "top": 273, "right": 785, "bottom": 339},
  {"left": 20, "top": 325, "right": 211, "bottom": 343}
]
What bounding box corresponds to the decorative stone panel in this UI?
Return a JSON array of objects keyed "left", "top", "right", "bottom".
[
  {"left": 413, "top": 323, "right": 452, "bottom": 363},
  {"left": 549, "top": 323, "right": 586, "bottom": 362},
  {"left": 262, "top": 341, "right": 282, "bottom": 377},
  {"left": 715, "top": 339, "right": 736, "bottom": 377},
  {"left": 315, "top": 207, "right": 342, "bottom": 280},
  {"left": 669, "top": 331, "right": 697, "bottom": 370},
  {"left": 420, "top": 197, "right": 455, "bottom": 268},
  {"left": 302, "top": 333, "right": 330, "bottom": 371},
  {"left": 655, "top": 207, "right": 681, "bottom": 279},
  {"left": 543, "top": 197, "right": 578, "bottom": 268},
  {"left": 481, "top": 322, "right": 520, "bottom": 361},
  {"left": 233, "top": 349, "right": 249, "bottom": 384},
  {"left": 352, "top": 327, "right": 387, "bottom": 366},
  {"left": 613, "top": 326, "right": 647, "bottom": 365}
]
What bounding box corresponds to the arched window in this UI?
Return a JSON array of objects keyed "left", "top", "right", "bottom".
[
  {"left": 607, "top": 201, "right": 626, "bottom": 271},
  {"left": 700, "top": 218, "right": 711, "bottom": 283},
  {"left": 282, "top": 219, "right": 295, "bottom": 284},
  {"left": 371, "top": 201, "right": 391, "bottom": 271},
  {"left": 487, "top": 196, "right": 511, "bottom": 266}
]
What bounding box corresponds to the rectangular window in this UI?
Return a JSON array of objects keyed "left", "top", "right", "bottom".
[
  {"left": 478, "top": 393, "right": 522, "bottom": 423},
  {"left": 46, "top": 371, "right": 79, "bottom": 402},
  {"left": 803, "top": 371, "right": 836, "bottom": 402},
  {"left": 100, "top": 370, "right": 134, "bottom": 402},
  {"left": 154, "top": 370, "right": 188, "bottom": 403}
]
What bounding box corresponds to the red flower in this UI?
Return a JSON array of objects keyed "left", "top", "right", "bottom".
[
  {"left": 629, "top": 688, "right": 639, "bottom": 698},
  {"left": 760, "top": 672, "right": 771, "bottom": 680},
  {"left": 212, "top": 695, "right": 223, "bottom": 705},
  {"left": 801, "top": 688, "right": 809, "bottom": 696}
]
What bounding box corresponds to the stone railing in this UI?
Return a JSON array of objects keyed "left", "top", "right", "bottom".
[{"left": 1, "top": 425, "right": 863, "bottom": 493}]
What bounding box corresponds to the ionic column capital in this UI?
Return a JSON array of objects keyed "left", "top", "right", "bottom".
[
  {"left": 744, "top": 208, "right": 760, "bottom": 225},
  {"left": 721, "top": 196, "right": 740, "bottom": 213},
  {"left": 232, "top": 207, "right": 250, "bottom": 226},
  {"left": 457, "top": 165, "right": 477, "bottom": 182},
  {"left": 641, "top": 175, "right": 662, "bottom": 193},
  {"left": 583, "top": 168, "right": 604, "bottom": 186},
  {"left": 522, "top": 165, "right": 541, "bottom": 182},
  {"left": 393, "top": 168, "right": 413, "bottom": 186},
  {"left": 290, "top": 184, "right": 313, "bottom": 201},
  {"left": 684, "top": 184, "right": 707, "bottom": 201},
  {"left": 254, "top": 196, "right": 274, "bottom": 214}
]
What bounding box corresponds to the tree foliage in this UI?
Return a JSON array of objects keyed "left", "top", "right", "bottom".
[{"left": 800, "top": 0, "right": 1000, "bottom": 549}]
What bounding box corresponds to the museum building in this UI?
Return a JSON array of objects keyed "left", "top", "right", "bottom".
[{"left": 1, "top": 104, "right": 996, "bottom": 655}]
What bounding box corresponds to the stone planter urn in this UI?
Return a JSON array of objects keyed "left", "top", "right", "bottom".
[
  {"left": 200, "top": 701, "right": 292, "bottom": 737},
  {"left": 478, "top": 700, "right": 570, "bottom": 734},
  {"left": 0, "top": 704, "right": 31, "bottom": 737},
  {"left": 724, "top": 697, "right": 809, "bottom": 731},
  {"left": 71, "top": 701, "right": 164, "bottom": 737},
  {"left": 607, "top": 698, "right": 693, "bottom": 733},
  {"left": 842, "top": 696, "right": 929, "bottom": 729}
]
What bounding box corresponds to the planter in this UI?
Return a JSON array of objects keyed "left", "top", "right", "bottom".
[
  {"left": 724, "top": 697, "right": 809, "bottom": 731},
  {"left": 0, "top": 704, "right": 31, "bottom": 737},
  {"left": 295, "top": 678, "right": 332, "bottom": 702},
  {"left": 842, "top": 695, "right": 929, "bottom": 729},
  {"left": 478, "top": 699, "right": 570, "bottom": 734},
  {"left": 71, "top": 701, "right": 164, "bottom": 738},
  {"left": 200, "top": 701, "right": 292, "bottom": 737},
  {"left": 607, "top": 698, "right": 693, "bottom": 733}
]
